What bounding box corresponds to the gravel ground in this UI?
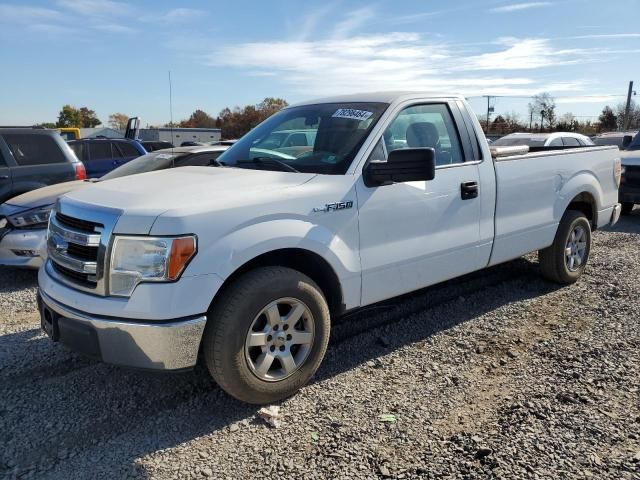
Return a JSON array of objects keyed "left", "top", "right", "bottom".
[{"left": 1, "top": 212, "right": 639, "bottom": 480}]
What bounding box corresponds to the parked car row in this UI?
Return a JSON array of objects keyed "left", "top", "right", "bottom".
[{"left": 0, "top": 145, "right": 229, "bottom": 268}]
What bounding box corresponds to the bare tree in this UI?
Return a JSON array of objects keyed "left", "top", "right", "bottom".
[
  {"left": 108, "top": 113, "right": 129, "bottom": 131},
  {"left": 529, "top": 93, "right": 556, "bottom": 130}
]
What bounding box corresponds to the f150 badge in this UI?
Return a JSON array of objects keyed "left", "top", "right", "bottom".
[{"left": 313, "top": 201, "right": 354, "bottom": 213}]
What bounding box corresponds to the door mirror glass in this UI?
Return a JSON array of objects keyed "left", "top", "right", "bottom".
[
  {"left": 364, "top": 148, "right": 436, "bottom": 187},
  {"left": 622, "top": 135, "right": 633, "bottom": 149}
]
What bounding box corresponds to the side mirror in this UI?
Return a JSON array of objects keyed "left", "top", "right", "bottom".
[
  {"left": 622, "top": 135, "right": 633, "bottom": 149},
  {"left": 364, "top": 148, "right": 436, "bottom": 187}
]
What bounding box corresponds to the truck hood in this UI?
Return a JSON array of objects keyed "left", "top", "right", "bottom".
[
  {"left": 5, "top": 180, "right": 89, "bottom": 210},
  {"left": 64, "top": 167, "right": 316, "bottom": 217},
  {"left": 620, "top": 150, "right": 640, "bottom": 166}
]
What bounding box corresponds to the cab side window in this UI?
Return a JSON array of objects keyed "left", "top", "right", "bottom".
[{"left": 372, "top": 104, "right": 464, "bottom": 166}]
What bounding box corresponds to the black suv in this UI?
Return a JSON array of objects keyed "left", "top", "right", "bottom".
[{"left": 0, "top": 128, "right": 85, "bottom": 203}]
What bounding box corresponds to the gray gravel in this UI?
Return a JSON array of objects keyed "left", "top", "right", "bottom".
[{"left": 1, "top": 212, "right": 639, "bottom": 480}]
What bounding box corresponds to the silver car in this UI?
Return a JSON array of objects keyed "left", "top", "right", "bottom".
[{"left": 0, "top": 145, "right": 228, "bottom": 269}]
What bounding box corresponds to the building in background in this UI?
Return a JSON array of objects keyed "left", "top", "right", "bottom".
[
  {"left": 79, "top": 127, "right": 124, "bottom": 138},
  {"left": 138, "top": 128, "right": 221, "bottom": 144}
]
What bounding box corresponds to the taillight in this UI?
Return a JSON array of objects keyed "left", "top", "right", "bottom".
[
  {"left": 614, "top": 158, "right": 621, "bottom": 188},
  {"left": 75, "top": 163, "right": 87, "bottom": 180}
]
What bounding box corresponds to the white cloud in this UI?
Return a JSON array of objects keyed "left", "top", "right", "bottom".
[
  {"left": 556, "top": 95, "right": 624, "bottom": 104},
  {"left": 55, "top": 0, "right": 132, "bottom": 16},
  {"left": 144, "top": 8, "right": 205, "bottom": 24},
  {"left": 210, "top": 32, "right": 590, "bottom": 97},
  {"left": 492, "top": 2, "right": 552, "bottom": 13},
  {"left": 567, "top": 33, "right": 640, "bottom": 40},
  {"left": 461, "top": 38, "right": 586, "bottom": 70},
  {"left": 93, "top": 23, "right": 135, "bottom": 33},
  {"left": 331, "top": 7, "right": 375, "bottom": 38}
]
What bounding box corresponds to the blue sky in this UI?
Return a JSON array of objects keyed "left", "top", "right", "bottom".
[{"left": 0, "top": 0, "right": 638, "bottom": 126}]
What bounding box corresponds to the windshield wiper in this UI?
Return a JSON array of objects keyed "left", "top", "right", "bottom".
[{"left": 236, "top": 157, "right": 299, "bottom": 173}]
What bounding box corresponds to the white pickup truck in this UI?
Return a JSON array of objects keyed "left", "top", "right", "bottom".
[{"left": 38, "top": 93, "right": 622, "bottom": 404}]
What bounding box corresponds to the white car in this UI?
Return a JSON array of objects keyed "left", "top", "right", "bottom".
[
  {"left": 492, "top": 132, "right": 594, "bottom": 148},
  {"left": 37, "top": 93, "right": 621, "bottom": 404}
]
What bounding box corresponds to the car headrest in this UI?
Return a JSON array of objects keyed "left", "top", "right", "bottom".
[{"left": 406, "top": 122, "right": 439, "bottom": 148}]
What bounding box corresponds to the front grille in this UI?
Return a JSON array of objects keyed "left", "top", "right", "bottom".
[
  {"left": 52, "top": 261, "right": 96, "bottom": 288},
  {"left": 56, "top": 212, "right": 103, "bottom": 233},
  {"left": 66, "top": 243, "right": 99, "bottom": 261},
  {"left": 48, "top": 210, "right": 106, "bottom": 293}
]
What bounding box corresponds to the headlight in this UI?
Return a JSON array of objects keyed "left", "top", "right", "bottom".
[
  {"left": 109, "top": 235, "right": 197, "bottom": 297},
  {"left": 8, "top": 205, "right": 53, "bottom": 228}
]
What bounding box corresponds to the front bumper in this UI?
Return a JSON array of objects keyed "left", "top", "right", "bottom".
[
  {"left": 38, "top": 288, "right": 207, "bottom": 370},
  {"left": 0, "top": 228, "right": 47, "bottom": 269}
]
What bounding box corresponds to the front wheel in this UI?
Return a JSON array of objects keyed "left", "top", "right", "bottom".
[
  {"left": 202, "top": 267, "right": 330, "bottom": 404},
  {"left": 539, "top": 210, "right": 591, "bottom": 284},
  {"left": 621, "top": 202, "right": 634, "bottom": 215}
]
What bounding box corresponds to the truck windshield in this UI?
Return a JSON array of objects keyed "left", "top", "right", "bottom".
[{"left": 217, "top": 102, "right": 388, "bottom": 174}]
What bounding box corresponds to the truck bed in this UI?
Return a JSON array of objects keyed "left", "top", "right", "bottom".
[{"left": 489, "top": 145, "right": 620, "bottom": 266}]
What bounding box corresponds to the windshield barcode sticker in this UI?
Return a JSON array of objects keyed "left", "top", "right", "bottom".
[{"left": 332, "top": 109, "right": 373, "bottom": 121}]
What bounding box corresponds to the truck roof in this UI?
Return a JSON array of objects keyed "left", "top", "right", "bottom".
[{"left": 290, "top": 91, "right": 464, "bottom": 107}]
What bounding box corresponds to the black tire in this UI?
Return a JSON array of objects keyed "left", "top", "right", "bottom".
[
  {"left": 539, "top": 210, "right": 591, "bottom": 284},
  {"left": 202, "top": 266, "right": 330, "bottom": 404},
  {"left": 621, "top": 202, "right": 634, "bottom": 215}
]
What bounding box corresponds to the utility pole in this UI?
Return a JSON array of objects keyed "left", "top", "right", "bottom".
[
  {"left": 622, "top": 81, "right": 634, "bottom": 130},
  {"left": 483, "top": 96, "right": 494, "bottom": 133},
  {"left": 529, "top": 110, "right": 533, "bottom": 130}
]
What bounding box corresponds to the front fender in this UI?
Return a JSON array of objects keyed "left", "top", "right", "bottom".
[{"left": 186, "top": 218, "right": 362, "bottom": 310}]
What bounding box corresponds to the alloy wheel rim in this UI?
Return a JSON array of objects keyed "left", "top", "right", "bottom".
[
  {"left": 565, "top": 225, "right": 587, "bottom": 272},
  {"left": 244, "top": 297, "right": 315, "bottom": 382}
]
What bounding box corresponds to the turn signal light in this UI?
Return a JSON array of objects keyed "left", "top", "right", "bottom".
[{"left": 168, "top": 237, "right": 197, "bottom": 280}]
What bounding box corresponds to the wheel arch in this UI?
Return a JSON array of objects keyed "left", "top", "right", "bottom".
[
  {"left": 556, "top": 171, "right": 603, "bottom": 230},
  {"left": 566, "top": 191, "right": 597, "bottom": 229},
  {"left": 208, "top": 248, "right": 346, "bottom": 318}
]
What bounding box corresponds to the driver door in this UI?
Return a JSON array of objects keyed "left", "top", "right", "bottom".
[{"left": 356, "top": 102, "right": 484, "bottom": 305}]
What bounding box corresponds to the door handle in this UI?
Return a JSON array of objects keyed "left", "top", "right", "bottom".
[
  {"left": 461, "top": 181, "right": 478, "bottom": 200},
  {"left": 0, "top": 175, "right": 9, "bottom": 180}
]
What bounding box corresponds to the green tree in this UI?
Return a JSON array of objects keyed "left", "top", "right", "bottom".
[
  {"left": 598, "top": 106, "right": 617, "bottom": 131},
  {"left": 179, "top": 109, "right": 217, "bottom": 128},
  {"left": 79, "top": 107, "right": 101, "bottom": 128},
  {"left": 56, "top": 104, "right": 81, "bottom": 128},
  {"left": 34, "top": 122, "right": 57, "bottom": 128},
  {"left": 216, "top": 97, "right": 288, "bottom": 138}
]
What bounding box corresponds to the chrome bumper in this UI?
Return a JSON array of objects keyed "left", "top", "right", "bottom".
[
  {"left": 38, "top": 288, "right": 207, "bottom": 370},
  {"left": 610, "top": 203, "right": 622, "bottom": 226}
]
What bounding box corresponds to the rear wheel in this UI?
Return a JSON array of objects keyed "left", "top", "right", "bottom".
[
  {"left": 539, "top": 210, "right": 591, "bottom": 284},
  {"left": 202, "top": 267, "right": 330, "bottom": 404},
  {"left": 621, "top": 202, "right": 634, "bottom": 215}
]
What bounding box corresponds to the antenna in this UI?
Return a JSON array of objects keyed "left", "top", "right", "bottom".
[{"left": 169, "top": 70, "right": 175, "bottom": 151}]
